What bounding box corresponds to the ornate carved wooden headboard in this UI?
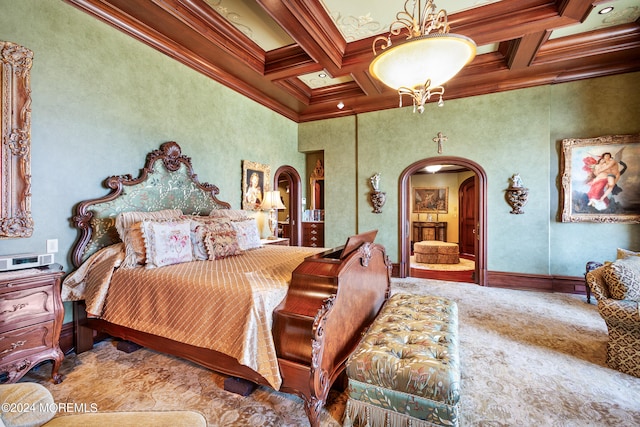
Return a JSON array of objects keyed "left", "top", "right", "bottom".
[{"left": 70, "top": 142, "right": 231, "bottom": 267}]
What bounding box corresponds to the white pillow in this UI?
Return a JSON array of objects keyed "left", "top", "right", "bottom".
[
  {"left": 115, "top": 209, "right": 183, "bottom": 268},
  {"left": 231, "top": 218, "right": 262, "bottom": 250},
  {"left": 141, "top": 219, "right": 193, "bottom": 268}
]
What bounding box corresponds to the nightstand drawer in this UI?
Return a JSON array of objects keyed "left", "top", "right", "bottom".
[
  {"left": 0, "top": 285, "right": 55, "bottom": 334},
  {"left": 0, "top": 321, "right": 56, "bottom": 363}
]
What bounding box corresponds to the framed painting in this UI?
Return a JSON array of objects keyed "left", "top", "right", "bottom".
[
  {"left": 413, "top": 187, "right": 448, "bottom": 213},
  {"left": 560, "top": 134, "right": 640, "bottom": 223},
  {"left": 242, "top": 160, "right": 270, "bottom": 210}
]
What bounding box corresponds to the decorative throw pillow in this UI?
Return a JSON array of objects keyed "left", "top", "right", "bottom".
[
  {"left": 122, "top": 221, "right": 147, "bottom": 266},
  {"left": 188, "top": 216, "right": 233, "bottom": 260},
  {"left": 116, "top": 209, "right": 183, "bottom": 268},
  {"left": 231, "top": 218, "right": 262, "bottom": 250},
  {"left": 617, "top": 248, "right": 640, "bottom": 259},
  {"left": 141, "top": 219, "right": 193, "bottom": 268},
  {"left": 603, "top": 256, "right": 640, "bottom": 301},
  {"left": 208, "top": 209, "right": 251, "bottom": 221},
  {"left": 203, "top": 220, "right": 242, "bottom": 260}
]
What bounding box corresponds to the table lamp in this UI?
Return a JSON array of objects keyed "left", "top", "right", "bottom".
[{"left": 260, "top": 190, "right": 286, "bottom": 239}]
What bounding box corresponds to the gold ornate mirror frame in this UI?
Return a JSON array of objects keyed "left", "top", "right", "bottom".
[{"left": 1, "top": 41, "right": 33, "bottom": 238}]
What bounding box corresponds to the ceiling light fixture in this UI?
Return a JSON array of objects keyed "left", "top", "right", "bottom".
[
  {"left": 369, "top": 0, "right": 476, "bottom": 113},
  {"left": 337, "top": 101, "right": 345, "bottom": 109},
  {"left": 318, "top": 72, "right": 327, "bottom": 78},
  {"left": 598, "top": 6, "right": 614, "bottom": 14},
  {"left": 425, "top": 165, "right": 442, "bottom": 173}
]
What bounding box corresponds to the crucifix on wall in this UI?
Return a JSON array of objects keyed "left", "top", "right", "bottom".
[{"left": 432, "top": 132, "right": 448, "bottom": 154}]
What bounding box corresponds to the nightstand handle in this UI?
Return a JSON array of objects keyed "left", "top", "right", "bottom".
[
  {"left": 1, "top": 303, "right": 28, "bottom": 316},
  {"left": 0, "top": 340, "right": 26, "bottom": 356}
]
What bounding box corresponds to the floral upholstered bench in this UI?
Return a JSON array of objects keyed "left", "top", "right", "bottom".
[{"left": 343, "top": 293, "right": 460, "bottom": 427}]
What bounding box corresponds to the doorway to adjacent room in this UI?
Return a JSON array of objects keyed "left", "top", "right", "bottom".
[{"left": 398, "top": 157, "right": 487, "bottom": 285}]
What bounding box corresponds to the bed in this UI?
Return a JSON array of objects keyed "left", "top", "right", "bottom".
[{"left": 63, "top": 142, "right": 390, "bottom": 426}]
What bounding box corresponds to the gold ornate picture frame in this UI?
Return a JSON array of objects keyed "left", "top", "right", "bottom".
[
  {"left": 560, "top": 134, "right": 640, "bottom": 223},
  {"left": 1, "top": 41, "right": 34, "bottom": 238},
  {"left": 413, "top": 187, "right": 448, "bottom": 213},
  {"left": 242, "top": 160, "right": 270, "bottom": 210}
]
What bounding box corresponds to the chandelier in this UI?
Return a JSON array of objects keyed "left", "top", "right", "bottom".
[{"left": 369, "top": 0, "right": 476, "bottom": 113}]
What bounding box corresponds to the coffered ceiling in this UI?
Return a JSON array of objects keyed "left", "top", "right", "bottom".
[{"left": 65, "top": 0, "right": 640, "bottom": 122}]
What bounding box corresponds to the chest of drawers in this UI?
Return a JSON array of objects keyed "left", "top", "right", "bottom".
[
  {"left": 0, "top": 266, "right": 65, "bottom": 384},
  {"left": 302, "top": 221, "right": 324, "bottom": 247}
]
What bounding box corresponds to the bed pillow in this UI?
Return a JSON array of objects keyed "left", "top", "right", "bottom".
[
  {"left": 116, "top": 209, "right": 183, "bottom": 268},
  {"left": 188, "top": 216, "right": 232, "bottom": 260},
  {"left": 231, "top": 218, "right": 262, "bottom": 250},
  {"left": 141, "top": 219, "right": 193, "bottom": 268},
  {"left": 617, "top": 248, "right": 640, "bottom": 260},
  {"left": 208, "top": 209, "right": 251, "bottom": 221},
  {"left": 203, "top": 220, "right": 242, "bottom": 260},
  {"left": 603, "top": 256, "right": 640, "bottom": 301}
]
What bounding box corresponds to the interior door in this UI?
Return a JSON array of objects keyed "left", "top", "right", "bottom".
[{"left": 459, "top": 177, "right": 476, "bottom": 256}]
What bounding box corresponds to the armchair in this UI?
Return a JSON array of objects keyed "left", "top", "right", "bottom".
[{"left": 585, "top": 257, "right": 640, "bottom": 378}]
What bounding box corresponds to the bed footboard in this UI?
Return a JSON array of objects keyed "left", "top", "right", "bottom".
[{"left": 274, "top": 241, "right": 391, "bottom": 426}]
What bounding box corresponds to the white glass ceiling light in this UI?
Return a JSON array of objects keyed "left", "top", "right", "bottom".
[
  {"left": 425, "top": 165, "right": 442, "bottom": 173},
  {"left": 370, "top": 0, "right": 476, "bottom": 113}
]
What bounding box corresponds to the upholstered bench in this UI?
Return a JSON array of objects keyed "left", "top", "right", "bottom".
[
  {"left": 343, "top": 293, "right": 460, "bottom": 427},
  {"left": 414, "top": 241, "right": 460, "bottom": 264}
]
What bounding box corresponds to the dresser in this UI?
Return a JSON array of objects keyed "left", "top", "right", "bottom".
[
  {"left": 302, "top": 221, "right": 324, "bottom": 247},
  {"left": 0, "top": 265, "right": 65, "bottom": 384}
]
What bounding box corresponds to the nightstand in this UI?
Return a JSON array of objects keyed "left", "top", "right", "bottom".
[
  {"left": 0, "top": 265, "right": 65, "bottom": 384},
  {"left": 261, "top": 238, "right": 290, "bottom": 246}
]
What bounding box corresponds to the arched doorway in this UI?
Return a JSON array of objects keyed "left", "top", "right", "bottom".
[
  {"left": 273, "top": 166, "right": 302, "bottom": 246},
  {"left": 398, "top": 157, "right": 487, "bottom": 285}
]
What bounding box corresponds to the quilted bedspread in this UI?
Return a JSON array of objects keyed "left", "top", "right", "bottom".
[{"left": 63, "top": 245, "right": 324, "bottom": 389}]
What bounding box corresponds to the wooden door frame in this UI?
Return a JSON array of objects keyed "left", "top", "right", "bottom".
[
  {"left": 398, "top": 157, "right": 487, "bottom": 285},
  {"left": 458, "top": 176, "right": 475, "bottom": 257},
  {"left": 273, "top": 165, "right": 302, "bottom": 246}
]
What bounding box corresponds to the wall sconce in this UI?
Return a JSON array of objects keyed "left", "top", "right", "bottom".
[
  {"left": 369, "top": 173, "right": 386, "bottom": 214},
  {"left": 505, "top": 173, "right": 529, "bottom": 214}
]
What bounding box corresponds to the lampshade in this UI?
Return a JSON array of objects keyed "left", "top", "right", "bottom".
[
  {"left": 260, "top": 191, "right": 286, "bottom": 210},
  {"left": 370, "top": 34, "right": 476, "bottom": 91},
  {"left": 369, "top": 0, "right": 476, "bottom": 113}
]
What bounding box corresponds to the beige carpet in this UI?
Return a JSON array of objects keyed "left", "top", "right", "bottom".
[
  {"left": 23, "top": 278, "right": 640, "bottom": 426},
  {"left": 410, "top": 255, "right": 475, "bottom": 271}
]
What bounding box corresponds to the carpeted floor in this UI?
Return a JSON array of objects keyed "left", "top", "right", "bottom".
[{"left": 23, "top": 278, "right": 640, "bottom": 426}]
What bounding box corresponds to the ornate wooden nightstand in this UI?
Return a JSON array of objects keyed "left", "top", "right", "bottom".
[{"left": 0, "top": 265, "right": 65, "bottom": 384}]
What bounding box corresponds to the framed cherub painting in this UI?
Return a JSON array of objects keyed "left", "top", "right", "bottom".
[{"left": 560, "top": 134, "right": 640, "bottom": 223}]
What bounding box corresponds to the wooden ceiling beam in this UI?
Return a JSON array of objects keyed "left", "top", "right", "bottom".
[
  {"left": 505, "top": 31, "right": 550, "bottom": 69},
  {"left": 256, "top": 0, "right": 344, "bottom": 73}
]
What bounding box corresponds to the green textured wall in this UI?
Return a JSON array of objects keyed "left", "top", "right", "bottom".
[
  {"left": 0, "top": 0, "right": 301, "bottom": 322},
  {"left": 300, "top": 75, "right": 640, "bottom": 277}
]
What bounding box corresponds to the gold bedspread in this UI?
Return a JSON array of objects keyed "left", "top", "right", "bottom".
[{"left": 65, "top": 245, "right": 324, "bottom": 389}]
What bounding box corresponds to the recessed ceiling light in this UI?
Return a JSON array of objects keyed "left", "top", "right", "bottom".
[
  {"left": 598, "top": 6, "right": 614, "bottom": 14},
  {"left": 318, "top": 73, "right": 327, "bottom": 78}
]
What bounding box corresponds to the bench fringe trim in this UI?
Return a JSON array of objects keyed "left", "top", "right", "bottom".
[{"left": 344, "top": 399, "right": 444, "bottom": 427}]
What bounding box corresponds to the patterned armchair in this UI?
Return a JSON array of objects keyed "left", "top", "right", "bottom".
[{"left": 585, "top": 257, "right": 640, "bottom": 378}]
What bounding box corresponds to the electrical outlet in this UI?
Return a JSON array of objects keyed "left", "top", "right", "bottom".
[{"left": 46, "top": 239, "right": 58, "bottom": 253}]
